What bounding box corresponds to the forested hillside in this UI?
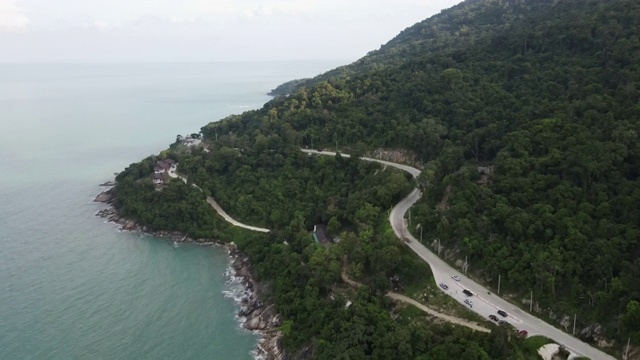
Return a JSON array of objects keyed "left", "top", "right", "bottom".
[
  {"left": 214, "top": 0, "right": 640, "bottom": 348},
  {"left": 270, "top": 0, "right": 559, "bottom": 96},
  {"left": 113, "top": 0, "right": 640, "bottom": 357}
]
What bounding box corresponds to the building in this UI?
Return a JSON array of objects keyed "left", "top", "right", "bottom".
[
  {"left": 152, "top": 173, "right": 163, "bottom": 185},
  {"left": 312, "top": 224, "right": 333, "bottom": 245},
  {"left": 154, "top": 159, "right": 177, "bottom": 175}
]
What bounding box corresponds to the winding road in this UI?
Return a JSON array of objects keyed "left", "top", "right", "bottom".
[
  {"left": 205, "top": 197, "right": 270, "bottom": 233},
  {"left": 302, "top": 149, "right": 617, "bottom": 360},
  {"left": 167, "top": 171, "right": 270, "bottom": 233}
]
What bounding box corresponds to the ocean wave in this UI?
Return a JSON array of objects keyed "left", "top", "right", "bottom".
[
  {"left": 223, "top": 266, "right": 250, "bottom": 304},
  {"left": 222, "top": 258, "right": 271, "bottom": 360}
]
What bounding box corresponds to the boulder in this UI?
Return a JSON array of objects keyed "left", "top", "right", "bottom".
[
  {"left": 244, "top": 315, "right": 262, "bottom": 330},
  {"left": 271, "top": 314, "right": 282, "bottom": 327},
  {"left": 94, "top": 188, "right": 115, "bottom": 203},
  {"left": 123, "top": 221, "right": 138, "bottom": 231}
]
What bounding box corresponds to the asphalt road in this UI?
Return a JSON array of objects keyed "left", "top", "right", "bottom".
[{"left": 302, "top": 149, "right": 617, "bottom": 360}]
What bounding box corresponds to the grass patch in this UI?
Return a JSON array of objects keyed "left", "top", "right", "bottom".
[
  {"left": 395, "top": 302, "right": 426, "bottom": 320},
  {"left": 521, "top": 335, "right": 554, "bottom": 359}
]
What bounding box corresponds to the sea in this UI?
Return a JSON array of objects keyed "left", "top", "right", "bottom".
[{"left": 0, "top": 61, "right": 343, "bottom": 360}]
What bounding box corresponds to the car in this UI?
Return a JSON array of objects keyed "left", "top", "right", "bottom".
[
  {"left": 464, "top": 299, "right": 473, "bottom": 307},
  {"left": 463, "top": 289, "right": 473, "bottom": 296},
  {"left": 488, "top": 315, "right": 499, "bottom": 322},
  {"left": 497, "top": 310, "right": 508, "bottom": 317},
  {"left": 452, "top": 275, "right": 461, "bottom": 281},
  {"left": 498, "top": 320, "right": 510, "bottom": 326},
  {"left": 517, "top": 330, "right": 528, "bottom": 338},
  {"left": 439, "top": 283, "right": 448, "bottom": 290}
]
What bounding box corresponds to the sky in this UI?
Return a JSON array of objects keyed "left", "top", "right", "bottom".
[{"left": 0, "top": 0, "right": 463, "bottom": 63}]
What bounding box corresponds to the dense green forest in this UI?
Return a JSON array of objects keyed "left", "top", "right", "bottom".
[
  {"left": 114, "top": 149, "right": 540, "bottom": 358},
  {"left": 112, "top": 0, "right": 640, "bottom": 357},
  {"left": 270, "top": 0, "right": 561, "bottom": 96},
  {"left": 260, "top": 0, "right": 640, "bottom": 347},
  {"left": 178, "top": 145, "right": 413, "bottom": 231},
  {"left": 232, "top": 213, "right": 541, "bottom": 359},
  {"left": 112, "top": 140, "right": 540, "bottom": 359}
]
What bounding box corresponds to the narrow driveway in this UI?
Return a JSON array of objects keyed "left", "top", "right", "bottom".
[
  {"left": 386, "top": 293, "right": 490, "bottom": 333},
  {"left": 341, "top": 257, "right": 490, "bottom": 333},
  {"left": 205, "top": 197, "right": 270, "bottom": 233},
  {"left": 303, "top": 149, "right": 617, "bottom": 360},
  {"left": 168, "top": 171, "right": 270, "bottom": 233}
]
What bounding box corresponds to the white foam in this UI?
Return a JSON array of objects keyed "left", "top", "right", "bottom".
[{"left": 222, "top": 256, "right": 273, "bottom": 360}]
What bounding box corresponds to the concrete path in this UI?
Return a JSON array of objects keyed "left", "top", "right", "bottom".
[
  {"left": 167, "top": 170, "right": 270, "bottom": 233},
  {"left": 340, "top": 258, "right": 489, "bottom": 333},
  {"left": 205, "top": 197, "right": 270, "bottom": 233},
  {"left": 386, "top": 293, "right": 490, "bottom": 333}
]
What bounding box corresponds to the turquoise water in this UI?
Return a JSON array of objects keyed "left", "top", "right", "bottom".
[{"left": 0, "top": 61, "right": 342, "bottom": 359}]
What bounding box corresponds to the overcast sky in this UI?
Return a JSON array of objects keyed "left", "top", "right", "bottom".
[{"left": 0, "top": 0, "right": 462, "bottom": 62}]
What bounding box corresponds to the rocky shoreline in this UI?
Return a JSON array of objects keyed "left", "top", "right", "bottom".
[{"left": 94, "top": 185, "right": 284, "bottom": 360}]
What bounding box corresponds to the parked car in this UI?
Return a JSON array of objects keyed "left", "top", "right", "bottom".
[
  {"left": 498, "top": 320, "right": 509, "bottom": 326},
  {"left": 463, "top": 289, "right": 473, "bottom": 296},
  {"left": 497, "top": 310, "right": 508, "bottom": 317},
  {"left": 517, "top": 330, "right": 528, "bottom": 338},
  {"left": 439, "top": 283, "right": 448, "bottom": 290},
  {"left": 452, "top": 275, "right": 461, "bottom": 281},
  {"left": 464, "top": 299, "right": 473, "bottom": 307},
  {"left": 488, "top": 315, "right": 499, "bottom": 322}
]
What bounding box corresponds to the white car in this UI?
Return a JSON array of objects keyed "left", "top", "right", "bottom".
[
  {"left": 464, "top": 299, "right": 473, "bottom": 307},
  {"left": 439, "top": 283, "right": 448, "bottom": 290},
  {"left": 452, "top": 275, "right": 461, "bottom": 281}
]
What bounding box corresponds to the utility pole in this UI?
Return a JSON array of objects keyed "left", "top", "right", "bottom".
[
  {"left": 530, "top": 291, "right": 533, "bottom": 312},
  {"left": 572, "top": 314, "right": 577, "bottom": 335},
  {"left": 624, "top": 337, "right": 630, "bottom": 360},
  {"left": 498, "top": 274, "right": 501, "bottom": 295}
]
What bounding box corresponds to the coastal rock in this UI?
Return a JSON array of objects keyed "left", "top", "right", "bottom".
[
  {"left": 99, "top": 180, "right": 116, "bottom": 187},
  {"left": 94, "top": 188, "right": 116, "bottom": 203},
  {"left": 244, "top": 315, "right": 263, "bottom": 330},
  {"left": 123, "top": 221, "right": 137, "bottom": 231},
  {"left": 271, "top": 314, "right": 282, "bottom": 327},
  {"left": 267, "top": 334, "right": 283, "bottom": 360}
]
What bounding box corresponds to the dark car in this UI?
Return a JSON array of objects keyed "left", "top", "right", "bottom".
[
  {"left": 497, "top": 310, "right": 508, "bottom": 317},
  {"left": 498, "top": 320, "right": 509, "bottom": 326},
  {"left": 517, "top": 330, "right": 528, "bottom": 338},
  {"left": 488, "top": 315, "right": 499, "bottom": 322},
  {"left": 463, "top": 289, "right": 473, "bottom": 296}
]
